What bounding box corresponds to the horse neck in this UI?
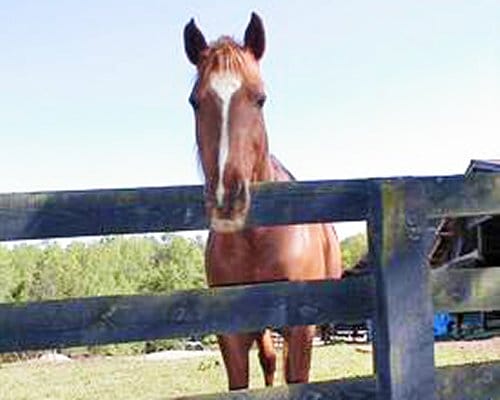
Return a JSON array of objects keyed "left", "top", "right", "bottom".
[
  {"left": 252, "top": 153, "right": 273, "bottom": 183},
  {"left": 268, "top": 154, "right": 295, "bottom": 183},
  {"left": 252, "top": 153, "right": 292, "bottom": 184},
  {"left": 247, "top": 126, "right": 274, "bottom": 183},
  {"left": 247, "top": 121, "right": 294, "bottom": 184}
]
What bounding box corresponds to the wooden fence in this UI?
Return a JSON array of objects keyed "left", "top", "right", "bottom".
[{"left": 1, "top": 174, "right": 500, "bottom": 399}]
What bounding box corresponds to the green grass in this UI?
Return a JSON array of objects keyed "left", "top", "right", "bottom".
[{"left": 1, "top": 339, "right": 499, "bottom": 400}]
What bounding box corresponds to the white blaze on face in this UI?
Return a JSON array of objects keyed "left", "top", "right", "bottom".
[{"left": 209, "top": 72, "right": 242, "bottom": 208}]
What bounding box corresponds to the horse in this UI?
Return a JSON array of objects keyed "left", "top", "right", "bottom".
[{"left": 183, "top": 12, "right": 342, "bottom": 390}]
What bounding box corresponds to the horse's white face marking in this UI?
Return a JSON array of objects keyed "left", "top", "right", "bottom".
[{"left": 209, "top": 72, "right": 242, "bottom": 208}]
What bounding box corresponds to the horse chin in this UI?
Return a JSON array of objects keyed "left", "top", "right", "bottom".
[{"left": 210, "top": 215, "right": 246, "bottom": 234}]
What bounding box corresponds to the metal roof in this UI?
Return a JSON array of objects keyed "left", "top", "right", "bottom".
[
  {"left": 465, "top": 159, "right": 500, "bottom": 176},
  {"left": 429, "top": 159, "right": 500, "bottom": 268}
]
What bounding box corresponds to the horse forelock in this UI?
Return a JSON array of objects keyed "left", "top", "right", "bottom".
[{"left": 197, "top": 37, "right": 261, "bottom": 86}]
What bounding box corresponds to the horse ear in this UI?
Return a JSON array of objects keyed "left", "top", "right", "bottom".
[
  {"left": 244, "top": 12, "right": 265, "bottom": 60},
  {"left": 184, "top": 18, "right": 207, "bottom": 65}
]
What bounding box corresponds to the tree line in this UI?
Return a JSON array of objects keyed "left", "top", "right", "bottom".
[
  {"left": 0, "top": 235, "right": 206, "bottom": 304},
  {"left": 0, "top": 232, "right": 366, "bottom": 304}
]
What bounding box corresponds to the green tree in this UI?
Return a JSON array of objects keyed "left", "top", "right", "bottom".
[
  {"left": 0, "top": 245, "right": 14, "bottom": 302},
  {"left": 341, "top": 233, "right": 367, "bottom": 270},
  {"left": 1, "top": 234, "right": 206, "bottom": 302},
  {"left": 8, "top": 244, "right": 44, "bottom": 302},
  {"left": 139, "top": 235, "right": 205, "bottom": 293}
]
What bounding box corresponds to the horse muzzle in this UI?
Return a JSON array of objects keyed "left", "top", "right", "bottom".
[
  {"left": 210, "top": 214, "right": 246, "bottom": 233},
  {"left": 208, "top": 180, "right": 250, "bottom": 233}
]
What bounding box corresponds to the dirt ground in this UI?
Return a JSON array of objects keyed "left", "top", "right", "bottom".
[{"left": 437, "top": 336, "right": 500, "bottom": 355}]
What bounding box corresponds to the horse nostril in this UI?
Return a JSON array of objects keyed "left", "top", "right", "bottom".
[
  {"left": 209, "top": 180, "right": 250, "bottom": 219},
  {"left": 234, "top": 181, "right": 250, "bottom": 214},
  {"left": 233, "top": 180, "right": 249, "bottom": 203},
  {"left": 235, "top": 181, "right": 244, "bottom": 198},
  {"left": 203, "top": 188, "right": 219, "bottom": 210}
]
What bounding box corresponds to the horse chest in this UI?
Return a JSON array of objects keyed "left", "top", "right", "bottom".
[{"left": 205, "top": 226, "right": 322, "bottom": 286}]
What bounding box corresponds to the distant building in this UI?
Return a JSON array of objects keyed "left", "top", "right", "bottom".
[{"left": 429, "top": 160, "right": 500, "bottom": 335}]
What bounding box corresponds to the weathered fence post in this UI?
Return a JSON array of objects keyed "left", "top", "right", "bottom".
[{"left": 368, "top": 178, "right": 437, "bottom": 400}]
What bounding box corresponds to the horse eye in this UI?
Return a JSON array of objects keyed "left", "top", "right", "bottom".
[
  {"left": 256, "top": 94, "right": 266, "bottom": 108},
  {"left": 189, "top": 95, "right": 200, "bottom": 111}
]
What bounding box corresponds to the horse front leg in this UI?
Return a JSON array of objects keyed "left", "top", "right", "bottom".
[
  {"left": 256, "top": 329, "right": 277, "bottom": 386},
  {"left": 282, "top": 325, "right": 315, "bottom": 384},
  {"left": 217, "top": 333, "right": 256, "bottom": 390}
]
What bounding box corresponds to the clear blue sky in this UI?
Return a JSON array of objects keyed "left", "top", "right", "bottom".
[{"left": 1, "top": 1, "right": 499, "bottom": 239}]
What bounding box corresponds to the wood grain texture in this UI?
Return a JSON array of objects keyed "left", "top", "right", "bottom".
[
  {"left": 422, "top": 173, "right": 500, "bottom": 218},
  {"left": 179, "top": 361, "right": 500, "bottom": 400},
  {"left": 1, "top": 173, "right": 500, "bottom": 242},
  {"left": 180, "top": 376, "right": 377, "bottom": 400},
  {"left": 1, "top": 174, "right": 500, "bottom": 241},
  {"left": 368, "top": 179, "right": 437, "bottom": 400},
  {"left": 379, "top": 173, "right": 500, "bottom": 219},
  {"left": 0, "top": 179, "right": 369, "bottom": 241},
  {"left": 0, "top": 185, "right": 206, "bottom": 241},
  {"left": 1, "top": 266, "right": 499, "bottom": 353},
  {"left": 432, "top": 266, "right": 500, "bottom": 313},
  {"left": 0, "top": 277, "right": 374, "bottom": 353}
]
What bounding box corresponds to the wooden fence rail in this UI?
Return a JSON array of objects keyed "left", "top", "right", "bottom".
[
  {"left": 2, "top": 174, "right": 500, "bottom": 242},
  {"left": 183, "top": 362, "right": 500, "bottom": 400},
  {"left": 1, "top": 267, "right": 499, "bottom": 353},
  {"left": 0, "top": 179, "right": 369, "bottom": 241},
  {"left": 1, "top": 173, "right": 500, "bottom": 399}
]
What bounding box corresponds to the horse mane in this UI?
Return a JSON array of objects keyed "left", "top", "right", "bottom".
[{"left": 270, "top": 155, "right": 297, "bottom": 181}]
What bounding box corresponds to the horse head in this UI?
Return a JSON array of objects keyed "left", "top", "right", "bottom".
[{"left": 184, "top": 13, "right": 269, "bottom": 233}]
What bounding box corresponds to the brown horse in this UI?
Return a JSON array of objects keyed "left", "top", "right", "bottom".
[{"left": 183, "top": 13, "right": 342, "bottom": 390}]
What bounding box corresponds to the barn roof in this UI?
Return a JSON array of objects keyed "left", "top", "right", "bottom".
[
  {"left": 429, "top": 159, "right": 500, "bottom": 268},
  {"left": 465, "top": 159, "right": 500, "bottom": 176}
]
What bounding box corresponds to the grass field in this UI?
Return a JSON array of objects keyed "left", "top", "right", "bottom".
[{"left": 1, "top": 338, "right": 500, "bottom": 400}]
